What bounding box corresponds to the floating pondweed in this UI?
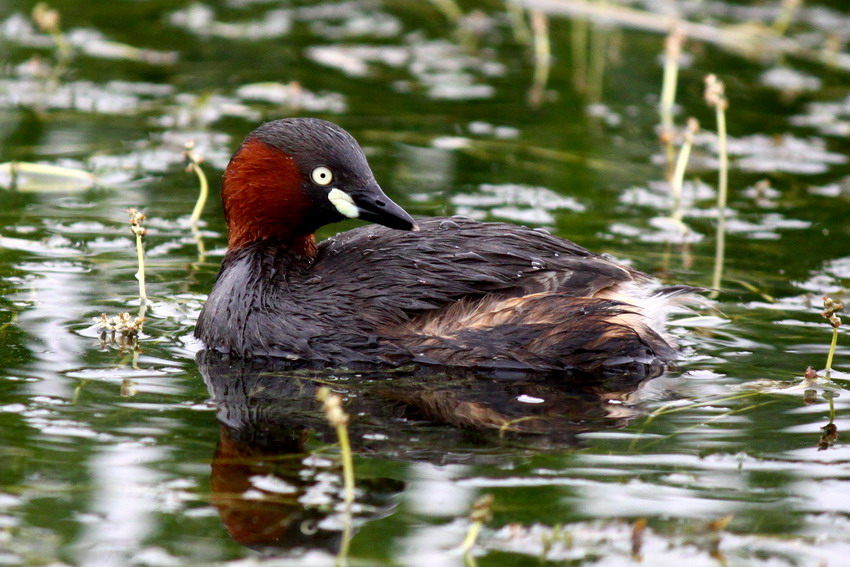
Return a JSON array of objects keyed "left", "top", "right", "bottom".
[
  {"left": 0, "top": 161, "right": 94, "bottom": 192},
  {"left": 94, "top": 311, "right": 144, "bottom": 352}
]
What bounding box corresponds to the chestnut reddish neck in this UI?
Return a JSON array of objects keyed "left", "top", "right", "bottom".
[{"left": 221, "top": 137, "right": 318, "bottom": 258}]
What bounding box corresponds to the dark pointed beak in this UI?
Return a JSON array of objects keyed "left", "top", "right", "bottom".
[{"left": 353, "top": 183, "right": 418, "bottom": 231}]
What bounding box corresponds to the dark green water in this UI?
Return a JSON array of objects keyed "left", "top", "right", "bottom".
[{"left": 1, "top": 1, "right": 849, "bottom": 565}]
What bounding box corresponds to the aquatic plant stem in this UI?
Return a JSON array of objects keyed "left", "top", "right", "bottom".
[
  {"left": 587, "top": 22, "right": 609, "bottom": 103},
  {"left": 461, "top": 521, "right": 483, "bottom": 554},
  {"left": 571, "top": 16, "right": 588, "bottom": 92},
  {"left": 670, "top": 117, "right": 698, "bottom": 227},
  {"left": 772, "top": 0, "right": 802, "bottom": 36},
  {"left": 128, "top": 209, "right": 148, "bottom": 305},
  {"left": 505, "top": 0, "right": 531, "bottom": 45},
  {"left": 184, "top": 142, "right": 209, "bottom": 227},
  {"left": 705, "top": 75, "right": 729, "bottom": 298},
  {"left": 528, "top": 10, "right": 551, "bottom": 108},
  {"left": 461, "top": 494, "right": 494, "bottom": 554},
  {"left": 32, "top": 3, "right": 72, "bottom": 76},
  {"left": 822, "top": 296, "right": 843, "bottom": 374},
  {"left": 825, "top": 327, "right": 839, "bottom": 373},
  {"left": 430, "top": 0, "right": 475, "bottom": 51},
  {"left": 431, "top": 0, "right": 463, "bottom": 22},
  {"left": 660, "top": 27, "right": 683, "bottom": 180},
  {"left": 135, "top": 232, "right": 146, "bottom": 303}
]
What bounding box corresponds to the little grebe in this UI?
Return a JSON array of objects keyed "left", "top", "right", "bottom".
[{"left": 195, "top": 118, "right": 694, "bottom": 373}]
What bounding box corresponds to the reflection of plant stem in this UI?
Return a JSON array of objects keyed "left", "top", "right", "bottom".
[
  {"left": 828, "top": 391, "right": 836, "bottom": 423},
  {"left": 193, "top": 229, "right": 207, "bottom": 266},
  {"left": 71, "top": 380, "right": 87, "bottom": 405},
  {"left": 316, "top": 387, "right": 355, "bottom": 506},
  {"left": 528, "top": 10, "right": 550, "bottom": 108},
  {"left": 705, "top": 75, "right": 729, "bottom": 298},
  {"left": 819, "top": 391, "right": 838, "bottom": 450},
  {"left": 0, "top": 312, "right": 18, "bottom": 338},
  {"left": 631, "top": 518, "right": 647, "bottom": 560},
  {"left": 120, "top": 379, "right": 137, "bottom": 397},
  {"left": 128, "top": 209, "right": 148, "bottom": 304},
  {"left": 337, "top": 508, "right": 353, "bottom": 567},
  {"left": 317, "top": 387, "right": 355, "bottom": 566},
  {"left": 628, "top": 392, "right": 775, "bottom": 452}
]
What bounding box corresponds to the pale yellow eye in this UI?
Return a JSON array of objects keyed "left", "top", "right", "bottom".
[{"left": 311, "top": 166, "right": 333, "bottom": 186}]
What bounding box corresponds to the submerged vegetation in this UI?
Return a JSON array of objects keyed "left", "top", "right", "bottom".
[{"left": 0, "top": 0, "right": 848, "bottom": 566}]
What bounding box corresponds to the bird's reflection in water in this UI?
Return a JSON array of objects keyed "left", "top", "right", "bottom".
[{"left": 198, "top": 351, "right": 668, "bottom": 556}]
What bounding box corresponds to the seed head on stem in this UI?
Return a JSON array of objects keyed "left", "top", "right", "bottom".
[
  {"left": 128, "top": 208, "right": 148, "bottom": 304},
  {"left": 821, "top": 295, "right": 844, "bottom": 374}
]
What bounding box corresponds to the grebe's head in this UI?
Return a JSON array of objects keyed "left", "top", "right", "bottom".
[{"left": 221, "top": 117, "right": 417, "bottom": 250}]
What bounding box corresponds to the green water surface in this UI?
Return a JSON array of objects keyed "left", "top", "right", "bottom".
[{"left": 1, "top": 1, "right": 850, "bottom": 566}]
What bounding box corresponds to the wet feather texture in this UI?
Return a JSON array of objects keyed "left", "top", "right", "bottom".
[{"left": 197, "top": 215, "right": 694, "bottom": 373}]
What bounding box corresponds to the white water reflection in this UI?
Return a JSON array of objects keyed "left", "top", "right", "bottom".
[{"left": 73, "top": 444, "right": 166, "bottom": 567}]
